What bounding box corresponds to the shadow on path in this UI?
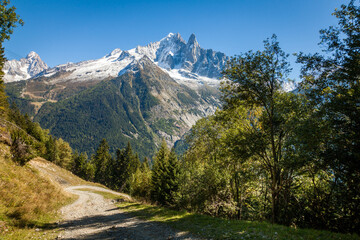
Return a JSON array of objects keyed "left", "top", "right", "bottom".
[{"left": 58, "top": 203, "right": 198, "bottom": 240}]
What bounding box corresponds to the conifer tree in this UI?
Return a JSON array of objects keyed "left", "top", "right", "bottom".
[
  {"left": 164, "top": 148, "right": 181, "bottom": 205},
  {"left": 151, "top": 139, "right": 169, "bottom": 204},
  {"left": 92, "top": 138, "right": 112, "bottom": 184},
  {"left": 45, "top": 135, "right": 59, "bottom": 163},
  {"left": 113, "top": 142, "right": 140, "bottom": 191},
  {"left": 151, "top": 140, "right": 181, "bottom": 206}
]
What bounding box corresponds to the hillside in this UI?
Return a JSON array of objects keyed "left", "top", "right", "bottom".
[
  {"left": 4, "top": 33, "right": 223, "bottom": 158},
  {"left": 0, "top": 141, "right": 74, "bottom": 239},
  {"left": 24, "top": 57, "right": 219, "bottom": 158}
]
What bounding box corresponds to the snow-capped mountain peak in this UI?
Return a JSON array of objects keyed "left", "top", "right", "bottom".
[
  {"left": 4, "top": 33, "right": 229, "bottom": 88},
  {"left": 26, "top": 51, "right": 39, "bottom": 59},
  {"left": 3, "top": 51, "right": 48, "bottom": 82}
]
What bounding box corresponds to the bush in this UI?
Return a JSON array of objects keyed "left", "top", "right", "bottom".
[{"left": 10, "top": 130, "right": 34, "bottom": 165}]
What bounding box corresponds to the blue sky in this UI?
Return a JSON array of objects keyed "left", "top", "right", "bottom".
[{"left": 3, "top": 0, "right": 349, "bottom": 80}]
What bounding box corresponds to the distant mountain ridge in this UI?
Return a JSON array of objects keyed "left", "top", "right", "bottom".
[
  {"left": 4, "top": 33, "right": 225, "bottom": 158},
  {"left": 4, "top": 33, "right": 228, "bottom": 89}
]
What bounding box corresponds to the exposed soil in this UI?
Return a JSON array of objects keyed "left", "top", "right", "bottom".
[
  {"left": 30, "top": 159, "right": 200, "bottom": 240},
  {"left": 56, "top": 185, "right": 198, "bottom": 240}
]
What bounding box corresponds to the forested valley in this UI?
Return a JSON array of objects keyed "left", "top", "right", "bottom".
[{"left": 1, "top": 0, "right": 359, "bottom": 238}]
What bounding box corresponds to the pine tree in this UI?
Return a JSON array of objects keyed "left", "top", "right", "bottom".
[
  {"left": 164, "top": 148, "right": 181, "bottom": 205},
  {"left": 45, "top": 135, "right": 59, "bottom": 163},
  {"left": 113, "top": 142, "right": 140, "bottom": 191},
  {"left": 150, "top": 140, "right": 181, "bottom": 206},
  {"left": 151, "top": 139, "right": 169, "bottom": 204},
  {"left": 92, "top": 138, "right": 112, "bottom": 184}
]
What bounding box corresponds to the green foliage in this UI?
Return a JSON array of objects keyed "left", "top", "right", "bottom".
[
  {"left": 10, "top": 129, "right": 35, "bottom": 165},
  {"left": 151, "top": 140, "right": 181, "bottom": 206},
  {"left": 34, "top": 75, "right": 159, "bottom": 159},
  {"left": 110, "top": 142, "right": 140, "bottom": 191},
  {"left": 150, "top": 118, "right": 177, "bottom": 135},
  {"left": 0, "top": 0, "right": 23, "bottom": 42},
  {"left": 55, "top": 138, "right": 72, "bottom": 169},
  {"left": 71, "top": 151, "right": 94, "bottom": 181},
  {"left": 169, "top": 2, "right": 360, "bottom": 235},
  {"left": 0, "top": 0, "right": 23, "bottom": 118},
  {"left": 129, "top": 157, "right": 152, "bottom": 199},
  {"left": 5, "top": 81, "right": 35, "bottom": 116},
  {"left": 222, "top": 35, "right": 305, "bottom": 224},
  {"left": 91, "top": 138, "right": 112, "bottom": 185},
  {"left": 45, "top": 135, "right": 59, "bottom": 163},
  {"left": 296, "top": 1, "right": 360, "bottom": 233},
  {"left": 101, "top": 192, "right": 359, "bottom": 240}
]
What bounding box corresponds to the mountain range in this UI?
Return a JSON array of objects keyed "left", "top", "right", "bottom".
[{"left": 4, "top": 33, "right": 227, "bottom": 158}]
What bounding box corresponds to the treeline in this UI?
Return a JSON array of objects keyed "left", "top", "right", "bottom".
[
  {"left": 72, "top": 137, "right": 180, "bottom": 208},
  {"left": 126, "top": 1, "right": 360, "bottom": 235},
  {"left": 6, "top": 103, "right": 72, "bottom": 167}
]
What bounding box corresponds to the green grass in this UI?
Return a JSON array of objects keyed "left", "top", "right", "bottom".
[{"left": 86, "top": 189, "right": 360, "bottom": 240}]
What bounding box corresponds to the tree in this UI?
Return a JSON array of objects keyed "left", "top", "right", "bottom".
[
  {"left": 56, "top": 138, "right": 73, "bottom": 169},
  {"left": 10, "top": 129, "right": 34, "bottom": 165},
  {"left": 163, "top": 148, "right": 181, "bottom": 205},
  {"left": 45, "top": 135, "right": 59, "bottom": 163},
  {"left": 111, "top": 142, "right": 140, "bottom": 191},
  {"left": 296, "top": 1, "right": 360, "bottom": 233},
  {"left": 222, "top": 35, "right": 306, "bottom": 224},
  {"left": 0, "top": 0, "right": 23, "bottom": 117},
  {"left": 71, "top": 151, "right": 94, "bottom": 181},
  {"left": 151, "top": 140, "right": 181, "bottom": 206},
  {"left": 92, "top": 138, "right": 112, "bottom": 184},
  {"left": 129, "top": 157, "right": 152, "bottom": 199},
  {"left": 151, "top": 139, "right": 169, "bottom": 204}
]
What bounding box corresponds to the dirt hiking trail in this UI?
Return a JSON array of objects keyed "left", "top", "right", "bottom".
[{"left": 30, "top": 158, "right": 200, "bottom": 240}]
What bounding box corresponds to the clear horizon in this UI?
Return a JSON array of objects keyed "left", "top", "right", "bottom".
[{"left": 3, "top": 0, "right": 349, "bottom": 80}]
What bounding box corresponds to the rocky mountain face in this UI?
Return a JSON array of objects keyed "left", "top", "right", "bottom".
[
  {"left": 4, "top": 33, "right": 225, "bottom": 158},
  {"left": 155, "top": 33, "right": 227, "bottom": 79},
  {"left": 3, "top": 51, "right": 48, "bottom": 82}
]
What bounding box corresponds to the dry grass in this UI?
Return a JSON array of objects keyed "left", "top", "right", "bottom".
[
  {"left": 0, "top": 143, "right": 75, "bottom": 239},
  {"left": 29, "top": 157, "right": 103, "bottom": 188}
]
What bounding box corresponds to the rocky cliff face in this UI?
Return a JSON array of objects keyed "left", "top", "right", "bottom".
[
  {"left": 4, "top": 33, "right": 225, "bottom": 157},
  {"left": 32, "top": 56, "right": 220, "bottom": 158},
  {"left": 3, "top": 51, "right": 48, "bottom": 82},
  {"left": 4, "top": 33, "right": 228, "bottom": 88},
  {"left": 155, "top": 33, "right": 227, "bottom": 79}
]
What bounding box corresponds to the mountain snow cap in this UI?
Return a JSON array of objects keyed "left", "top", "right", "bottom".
[
  {"left": 160, "top": 32, "right": 185, "bottom": 43},
  {"left": 26, "top": 51, "right": 39, "bottom": 59},
  {"left": 109, "top": 48, "right": 122, "bottom": 56}
]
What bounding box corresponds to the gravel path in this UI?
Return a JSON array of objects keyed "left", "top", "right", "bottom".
[{"left": 56, "top": 185, "right": 199, "bottom": 240}]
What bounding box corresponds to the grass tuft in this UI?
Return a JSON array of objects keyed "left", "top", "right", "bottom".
[
  {"left": 0, "top": 143, "right": 76, "bottom": 239},
  {"left": 90, "top": 189, "right": 360, "bottom": 240}
]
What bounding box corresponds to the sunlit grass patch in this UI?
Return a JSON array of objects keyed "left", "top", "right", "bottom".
[
  {"left": 87, "top": 189, "right": 360, "bottom": 240},
  {"left": 0, "top": 143, "right": 76, "bottom": 239}
]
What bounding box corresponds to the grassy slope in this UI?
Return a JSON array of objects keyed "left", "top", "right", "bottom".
[
  {"left": 0, "top": 142, "right": 76, "bottom": 239},
  {"left": 91, "top": 190, "right": 360, "bottom": 240}
]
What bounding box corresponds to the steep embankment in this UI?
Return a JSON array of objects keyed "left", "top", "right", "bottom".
[
  {"left": 0, "top": 143, "right": 74, "bottom": 239},
  {"left": 28, "top": 158, "right": 199, "bottom": 239}
]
